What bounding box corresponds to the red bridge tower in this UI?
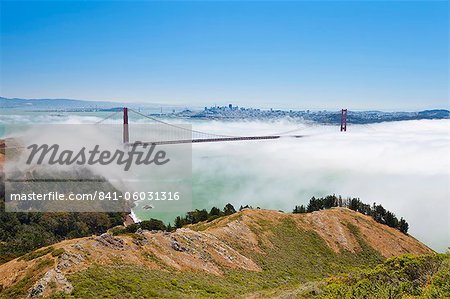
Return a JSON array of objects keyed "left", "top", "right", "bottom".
[
  {"left": 123, "top": 107, "right": 129, "bottom": 143},
  {"left": 340, "top": 109, "right": 347, "bottom": 132}
]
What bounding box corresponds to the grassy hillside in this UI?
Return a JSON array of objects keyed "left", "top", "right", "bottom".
[
  {"left": 54, "top": 218, "right": 382, "bottom": 298},
  {"left": 0, "top": 208, "right": 438, "bottom": 298},
  {"left": 318, "top": 253, "right": 450, "bottom": 299}
]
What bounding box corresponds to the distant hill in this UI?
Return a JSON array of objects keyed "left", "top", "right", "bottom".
[
  {"left": 346, "top": 109, "right": 450, "bottom": 124},
  {"left": 0, "top": 97, "right": 182, "bottom": 111},
  {"left": 0, "top": 97, "right": 123, "bottom": 110},
  {"left": 0, "top": 208, "right": 440, "bottom": 298},
  {"left": 417, "top": 109, "right": 450, "bottom": 118}
]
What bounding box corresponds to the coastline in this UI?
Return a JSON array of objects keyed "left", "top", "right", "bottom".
[
  {"left": 129, "top": 209, "right": 140, "bottom": 223},
  {"left": 123, "top": 209, "right": 139, "bottom": 226}
]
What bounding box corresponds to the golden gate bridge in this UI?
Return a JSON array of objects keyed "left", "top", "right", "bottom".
[{"left": 96, "top": 107, "right": 348, "bottom": 145}]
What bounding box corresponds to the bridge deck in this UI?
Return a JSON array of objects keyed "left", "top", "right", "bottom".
[{"left": 130, "top": 135, "right": 305, "bottom": 146}]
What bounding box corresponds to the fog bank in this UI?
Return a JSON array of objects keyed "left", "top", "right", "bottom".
[{"left": 191, "top": 119, "right": 449, "bottom": 252}]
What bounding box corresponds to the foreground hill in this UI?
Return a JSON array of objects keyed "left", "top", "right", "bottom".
[{"left": 0, "top": 208, "right": 437, "bottom": 298}]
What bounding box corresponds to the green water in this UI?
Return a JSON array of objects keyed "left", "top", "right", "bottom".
[{"left": 133, "top": 171, "right": 331, "bottom": 225}]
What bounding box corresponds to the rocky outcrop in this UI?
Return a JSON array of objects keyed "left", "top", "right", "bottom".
[
  {"left": 95, "top": 233, "right": 125, "bottom": 250},
  {"left": 28, "top": 269, "right": 72, "bottom": 298},
  {"left": 27, "top": 250, "right": 85, "bottom": 298},
  {"left": 56, "top": 252, "right": 85, "bottom": 270}
]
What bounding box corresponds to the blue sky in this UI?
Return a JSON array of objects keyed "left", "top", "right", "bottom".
[{"left": 1, "top": 1, "right": 448, "bottom": 110}]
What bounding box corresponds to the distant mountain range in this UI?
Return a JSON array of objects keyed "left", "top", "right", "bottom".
[
  {"left": 0, "top": 97, "right": 123, "bottom": 110},
  {"left": 0, "top": 97, "right": 183, "bottom": 111}
]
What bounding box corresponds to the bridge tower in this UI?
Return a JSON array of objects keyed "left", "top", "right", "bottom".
[
  {"left": 123, "top": 107, "right": 129, "bottom": 143},
  {"left": 340, "top": 109, "right": 347, "bottom": 132}
]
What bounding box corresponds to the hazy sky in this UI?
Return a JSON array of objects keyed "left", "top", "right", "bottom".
[{"left": 1, "top": 1, "right": 448, "bottom": 110}]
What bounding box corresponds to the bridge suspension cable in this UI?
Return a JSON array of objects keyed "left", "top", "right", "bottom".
[
  {"left": 269, "top": 122, "right": 320, "bottom": 136},
  {"left": 127, "top": 108, "right": 239, "bottom": 139},
  {"left": 95, "top": 110, "right": 121, "bottom": 124}
]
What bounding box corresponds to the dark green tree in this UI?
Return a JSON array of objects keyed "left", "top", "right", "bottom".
[
  {"left": 398, "top": 218, "right": 409, "bottom": 234},
  {"left": 223, "top": 203, "right": 236, "bottom": 215},
  {"left": 385, "top": 211, "right": 399, "bottom": 229},
  {"left": 209, "top": 206, "right": 222, "bottom": 217},
  {"left": 293, "top": 205, "right": 306, "bottom": 213},
  {"left": 139, "top": 218, "right": 166, "bottom": 231},
  {"left": 174, "top": 216, "right": 184, "bottom": 228}
]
